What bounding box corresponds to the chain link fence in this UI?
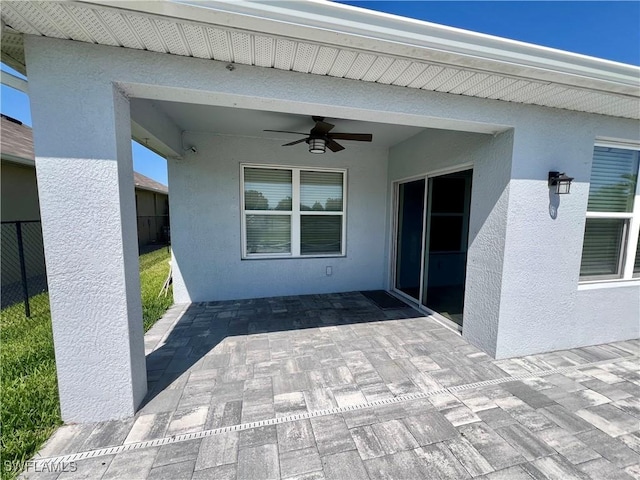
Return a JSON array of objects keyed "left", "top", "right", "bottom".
[{"left": 1, "top": 221, "right": 48, "bottom": 317}]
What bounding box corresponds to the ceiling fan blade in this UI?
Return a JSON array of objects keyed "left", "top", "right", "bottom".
[
  {"left": 282, "top": 138, "right": 308, "bottom": 146},
  {"left": 312, "top": 120, "right": 335, "bottom": 135},
  {"left": 264, "top": 130, "right": 308, "bottom": 135},
  {"left": 326, "top": 138, "right": 345, "bottom": 152},
  {"left": 329, "top": 133, "right": 373, "bottom": 142}
]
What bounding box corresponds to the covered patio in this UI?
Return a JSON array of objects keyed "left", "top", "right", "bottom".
[{"left": 31, "top": 293, "right": 640, "bottom": 480}]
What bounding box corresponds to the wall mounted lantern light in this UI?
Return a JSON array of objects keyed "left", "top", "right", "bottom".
[
  {"left": 308, "top": 137, "right": 326, "bottom": 154},
  {"left": 548, "top": 171, "right": 574, "bottom": 194}
]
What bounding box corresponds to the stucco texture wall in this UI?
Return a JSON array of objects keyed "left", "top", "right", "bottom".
[
  {"left": 169, "top": 134, "right": 389, "bottom": 303},
  {"left": 389, "top": 128, "right": 513, "bottom": 356},
  {"left": 24, "top": 36, "right": 640, "bottom": 364}
]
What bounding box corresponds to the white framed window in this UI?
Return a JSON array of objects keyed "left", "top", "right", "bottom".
[
  {"left": 580, "top": 143, "right": 640, "bottom": 281},
  {"left": 241, "top": 164, "right": 346, "bottom": 258}
]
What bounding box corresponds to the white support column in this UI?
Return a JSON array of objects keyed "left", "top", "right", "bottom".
[{"left": 27, "top": 58, "right": 146, "bottom": 422}]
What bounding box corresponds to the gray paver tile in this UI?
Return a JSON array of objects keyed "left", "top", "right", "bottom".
[
  {"left": 101, "top": 448, "right": 158, "bottom": 480},
  {"left": 311, "top": 415, "right": 356, "bottom": 456},
  {"left": 55, "top": 455, "right": 114, "bottom": 480},
  {"left": 277, "top": 419, "right": 316, "bottom": 453},
  {"left": 577, "top": 457, "right": 636, "bottom": 480},
  {"left": 331, "top": 385, "right": 367, "bottom": 408},
  {"left": 191, "top": 463, "right": 236, "bottom": 480},
  {"left": 153, "top": 438, "right": 202, "bottom": 468},
  {"left": 237, "top": 444, "right": 279, "bottom": 480},
  {"left": 444, "top": 436, "right": 494, "bottom": 477},
  {"left": 575, "top": 403, "right": 640, "bottom": 437},
  {"left": 625, "top": 463, "right": 640, "bottom": 480},
  {"left": 619, "top": 432, "right": 640, "bottom": 454},
  {"left": 458, "top": 422, "right": 526, "bottom": 471},
  {"left": 534, "top": 427, "right": 601, "bottom": 464},
  {"left": 577, "top": 429, "right": 640, "bottom": 468},
  {"left": 274, "top": 392, "right": 307, "bottom": 417},
  {"left": 303, "top": 388, "right": 337, "bottom": 411},
  {"left": 502, "top": 381, "right": 557, "bottom": 409},
  {"left": 165, "top": 406, "right": 208, "bottom": 436},
  {"left": 80, "top": 419, "right": 134, "bottom": 451},
  {"left": 239, "top": 425, "right": 277, "bottom": 448},
  {"left": 494, "top": 423, "right": 556, "bottom": 461},
  {"left": 476, "top": 407, "right": 518, "bottom": 429},
  {"left": 282, "top": 472, "right": 325, "bottom": 480},
  {"left": 350, "top": 426, "right": 386, "bottom": 460},
  {"left": 370, "top": 419, "right": 419, "bottom": 454},
  {"left": 494, "top": 396, "right": 557, "bottom": 432},
  {"left": 538, "top": 404, "right": 595, "bottom": 434},
  {"left": 322, "top": 450, "right": 369, "bottom": 480},
  {"left": 146, "top": 460, "right": 195, "bottom": 480},
  {"left": 195, "top": 432, "right": 239, "bottom": 470},
  {"left": 280, "top": 446, "right": 322, "bottom": 478},
  {"left": 414, "top": 443, "right": 471, "bottom": 479},
  {"left": 38, "top": 424, "right": 97, "bottom": 457},
  {"left": 342, "top": 408, "right": 377, "bottom": 428},
  {"left": 364, "top": 450, "right": 427, "bottom": 480},
  {"left": 520, "top": 454, "right": 592, "bottom": 480},
  {"left": 403, "top": 411, "right": 459, "bottom": 446},
  {"left": 441, "top": 405, "right": 482, "bottom": 427},
  {"left": 479, "top": 465, "right": 535, "bottom": 480}
]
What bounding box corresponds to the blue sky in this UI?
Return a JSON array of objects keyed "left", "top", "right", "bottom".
[{"left": 2, "top": 1, "right": 638, "bottom": 185}]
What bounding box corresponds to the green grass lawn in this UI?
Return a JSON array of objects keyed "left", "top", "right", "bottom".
[{"left": 0, "top": 247, "right": 173, "bottom": 480}]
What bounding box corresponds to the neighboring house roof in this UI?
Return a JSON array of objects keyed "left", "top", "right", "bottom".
[
  {"left": 0, "top": 114, "right": 34, "bottom": 165},
  {"left": 1, "top": 1, "right": 638, "bottom": 120},
  {"left": 1, "top": 114, "right": 169, "bottom": 194},
  {"left": 134, "top": 172, "right": 169, "bottom": 195}
]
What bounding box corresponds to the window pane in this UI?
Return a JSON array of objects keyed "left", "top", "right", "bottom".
[
  {"left": 428, "top": 216, "right": 463, "bottom": 252},
  {"left": 246, "top": 215, "right": 291, "bottom": 254},
  {"left": 301, "top": 215, "right": 342, "bottom": 255},
  {"left": 634, "top": 241, "right": 640, "bottom": 277},
  {"left": 300, "top": 171, "right": 343, "bottom": 211},
  {"left": 580, "top": 218, "right": 625, "bottom": 278},
  {"left": 430, "top": 178, "right": 467, "bottom": 214},
  {"left": 587, "top": 147, "right": 639, "bottom": 212},
  {"left": 244, "top": 168, "right": 292, "bottom": 211}
]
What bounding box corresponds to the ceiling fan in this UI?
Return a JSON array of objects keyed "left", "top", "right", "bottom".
[{"left": 264, "top": 116, "right": 373, "bottom": 154}]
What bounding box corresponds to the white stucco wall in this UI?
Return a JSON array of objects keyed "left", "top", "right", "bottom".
[
  {"left": 26, "top": 50, "right": 147, "bottom": 422},
  {"left": 169, "top": 134, "right": 389, "bottom": 302},
  {"left": 389, "top": 119, "right": 640, "bottom": 358},
  {"left": 496, "top": 116, "right": 640, "bottom": 357},
  {"left": 389, "top": 128, "right": 514, "bottom": 356},
  {"left": 23, "top": 33, "right": 640, "bottom": 409}
]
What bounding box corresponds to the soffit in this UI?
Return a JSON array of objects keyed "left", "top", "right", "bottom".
[{"left": 1, "top": 1, "right": 638, "bottom": 120}]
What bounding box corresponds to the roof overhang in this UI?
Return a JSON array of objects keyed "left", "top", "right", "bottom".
[{"left": 2, "top": 0, "right": 639, "bottom": 119}]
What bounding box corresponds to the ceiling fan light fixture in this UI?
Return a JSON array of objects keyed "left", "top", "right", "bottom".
[{"left": 308, "top": 137, "right": 326, "bottom": 154}]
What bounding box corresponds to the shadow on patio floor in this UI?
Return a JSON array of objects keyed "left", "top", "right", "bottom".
[{"left": 141, "top": 291, "right": 422, "bottom": 408}]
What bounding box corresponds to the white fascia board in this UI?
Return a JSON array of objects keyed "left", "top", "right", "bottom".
[
  {"left": 79, "top": 0, "right": 640, "bottom": 95},
  {"left": 1, "top": 70, "right": 28, "bottom": 93}
]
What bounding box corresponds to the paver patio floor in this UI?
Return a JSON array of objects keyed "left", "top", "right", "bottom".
[{"left": 24, "top": 292, "right": 640, "bottom": 480}]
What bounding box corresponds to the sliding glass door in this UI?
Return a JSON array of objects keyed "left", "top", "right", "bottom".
[
  {"left": 394, "top": 179, "right": 425, "bottom": 300},
  {"left": 393, "top": 169, "right": 472, "bottom": 327}
]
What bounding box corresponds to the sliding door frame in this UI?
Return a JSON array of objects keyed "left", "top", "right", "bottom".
[{"left": 390, "top": 163, "right": 473, "bottom": 328}]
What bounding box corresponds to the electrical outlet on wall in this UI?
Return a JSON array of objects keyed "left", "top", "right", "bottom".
[{"left": 326, "top": 266, "right": 332, "bottom": 276}]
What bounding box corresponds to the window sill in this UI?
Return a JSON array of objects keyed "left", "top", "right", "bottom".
[
  {"left": 578, "top": 279, "right": 640, "bottom": 290},
  {"left": 242, "top": 254, "right": 346, "bottom": 260}
]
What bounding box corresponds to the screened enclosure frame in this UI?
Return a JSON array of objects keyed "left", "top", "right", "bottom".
[
  {"left": 580, "top": 141, "right": 640, "bottom": 282},
  {"left": 240, "top": 164, "right": 347, "bottom": 259}
]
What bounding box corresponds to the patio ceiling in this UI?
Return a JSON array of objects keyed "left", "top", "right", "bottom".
[
  {"left": 147, "top": 100, "right": 426, "bottom": 148},
  {"left": 2, "top": 1, "right": 639, "bottom": 121}
]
